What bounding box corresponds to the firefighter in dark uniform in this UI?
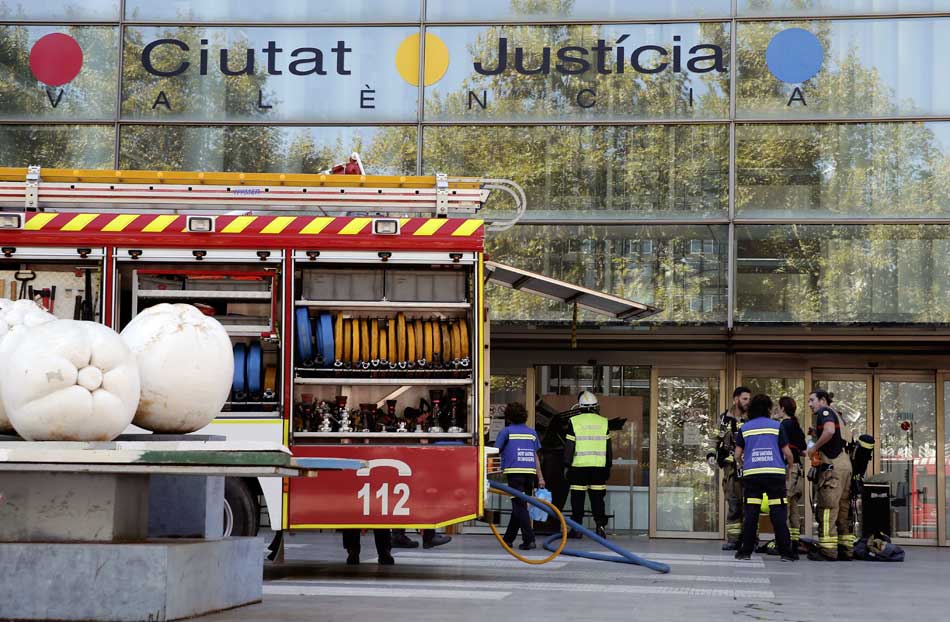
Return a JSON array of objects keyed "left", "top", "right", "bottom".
[
  {"left": 706, "top": 386, "right": 751, "bottom": 550},
  {"left": 733, "top": 394, "right": 796, "bottom": 561},
  {"left": 806, "top": 389, "right": 854, "bottom": 561},
  {"left": 777, "top": 396, "right": 807, "bottom": 551},
  {"left": 564, "top": 391, "right": 611, "bottom": 539}
]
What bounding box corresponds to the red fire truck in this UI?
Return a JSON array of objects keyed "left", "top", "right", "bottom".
[{"left": 0, "top": 163, "right": 654, "bottom": 539}]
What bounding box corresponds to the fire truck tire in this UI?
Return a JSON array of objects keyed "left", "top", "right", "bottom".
[
  {"left": 406, "top": 322, "right": 416, "bottom": 362},
  {"left": 370, "top": 318, "right": 380, "bottom": 361},
  {"left": 379, "top": 328, "right": 388, "bottom": 362},
  {"left": 342, "top": 319, "right": 351, "bottom": 364},
  {"left": 414, "top": 319, "right": 424, "bottom": 361},
  {"left": 224, "top": 477, "right": 259, "bottom": 537},
  {"left": 232, "top": 343, "right": 247, "bottom": 400},
  {"left": 396, "top": 312, "right": 407, "bottom": 363},
  {"left": 246, "top": 341, "right": 263, "bottom": 398},
  {"left": 360, "top": 319, "right": 369, "bottom": 363},
  {"left": 459, "top": 318, "right": 470, "bottom": 358},
  {"left": 295, "top": 307, "right": 313, "bottom": 367},
  {"left": 333, "top": 314, "right": 344, "bottom": 362},
  {"left": 318, "top": 313, "right": 334, "bottom": 367}
]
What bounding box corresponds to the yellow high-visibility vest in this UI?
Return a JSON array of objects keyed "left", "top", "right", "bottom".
[{"left": 568, "top": 412, "right": 609, "bottom": 468}]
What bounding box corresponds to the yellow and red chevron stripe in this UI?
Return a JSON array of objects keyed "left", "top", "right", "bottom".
[{"left": 16, "top": 214, "right": 485, "bottom": 251}]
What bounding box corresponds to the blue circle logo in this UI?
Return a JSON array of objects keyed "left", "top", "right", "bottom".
[{"left": 766, "top": 28, "right": 823, "bottom": 83}]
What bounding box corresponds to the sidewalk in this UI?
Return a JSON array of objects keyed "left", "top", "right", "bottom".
[{"left": 190, "top": 532, "right": 949, "bottom": 622}]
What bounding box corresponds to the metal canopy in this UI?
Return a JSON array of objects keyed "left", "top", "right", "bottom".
[{"left": 485, "top": 261, "right": 659, "bottom": 321}]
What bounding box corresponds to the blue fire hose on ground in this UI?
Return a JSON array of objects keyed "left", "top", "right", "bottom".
[{"left": 488, "top": 480, "right": 670, "bottom": 573}]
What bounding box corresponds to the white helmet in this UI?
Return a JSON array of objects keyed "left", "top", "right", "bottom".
[{"left": 577, "top": 391, "right": 599, "bottom": 412}]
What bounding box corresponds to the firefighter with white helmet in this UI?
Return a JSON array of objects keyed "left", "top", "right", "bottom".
[{"left": 564, "top": 390, "right": 612, "bottom": 539}]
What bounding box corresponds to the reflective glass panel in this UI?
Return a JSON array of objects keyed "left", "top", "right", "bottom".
[
  {"left": 427, "top": 0, "right": 732, "bottom": 21},
  {"left": 487, "top": 224, "right": 728, "bottom": 325},
  {"left": 119, "top": 125, "right": 416, "bottom": 174},
  {"left": 0, "top": 125, "right": 115, "bottom": 168},
  {"left": 879, "top": 380, "right": 937, "bottom": 540},
  {"left": 736, "top": 225, "right": 950, "bottom": 324},
  {"left": 423, "top": 125, "right": 728, "bottom": 220},
  {"left": 737, "top": 18, "right": 950, "bottom": 119},
  {"left": 739, "top": 0, "right": 950, "bottom": 16},
  {"left": 656, "top": 374, "right": 721, "bottom": 534},
  {"left": 0, "top": 0, "right": 118, "bottom": 20},
  {"left": 0, "top": 25, "right": 119, "bottom": 120},
  {"left": 121, "top": 26, "right": 419, "bottom": 122},
  {"left": 737, "top": 122, "right": 950, "bottom": 218},
  {"left": 125, "top": 0, "right": 419, "bottom": 22},
  {"left": 425, "top": 23, "right": 731, "bottom": 122}
]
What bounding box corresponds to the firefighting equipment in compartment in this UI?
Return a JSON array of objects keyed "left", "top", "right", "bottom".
[
  {"left": 440, "top": 322, "right": 451, "bottom": 366},
  {"left": 341, "top": 319, "right": 351, "bottom": 364},
  {"left": 360, "top": 319, "right": 369, "bottom": 365},
  {"left": 406, "top": 322, "right": 416, "bottom": 364},
  {"left": 295, "top": 307, "right": 314, "bottom": 367},
  {"left": 370, "top": 318, "right": 380, "bottom": 363},
  {"left": 423, "top": 320, "right": 434, "bottom": 362},
  {"left": 350, "top": 318, "right": 360, "bottom": 365},
  {"left": 414, "top": 319, "right": 424, "bottom": 363},
  {"left": 458, "top": 318, "right": 469, "bottom": 359},
  {"left": 317, "top": 312, "right": 334, "bottom": 368},
  {"left": 451, "top": 322, "right": 462, "bottom": 364},
  {"left": 246, "top": 341, "right": 263, "bottom": 399},
  {"left": 488, "top": 481, "right": 670, "bottom": 572},
  {"left": 232, "top": 342, "right": 247, "bottom": 400},
  {"left": 394, "top": 312, "right": 406, "bottom": 365},
  {"left": 387, "top": 321, "right": 396, "bottom": 366},
  {"left": 378, "top": 327, "right": 388, "bottom": 362},
  {"left": 334, "top": 314, "right": 344, "bottom": 363},
  {"left": 263, "top": 366, "right": 277, "bottom": 400},
  {"left": 430, "top": 319, "right": 441, "bottom": 363}
]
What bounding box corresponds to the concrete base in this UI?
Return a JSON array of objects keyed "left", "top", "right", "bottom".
[
  {"left": 149, "top": 475, "right": 224, "bottom": 539},
  {"left": 0, "top": 472, "right": 148, "bottom": 542},
  {"left": 0, "top": 538, "right": 262, "bottom": 622}
]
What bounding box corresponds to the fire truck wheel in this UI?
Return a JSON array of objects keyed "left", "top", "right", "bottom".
[{"left": 224, "top": 477, "right": 259, "bottom": 537}]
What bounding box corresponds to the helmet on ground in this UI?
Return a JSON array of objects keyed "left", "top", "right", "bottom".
[{"left": 577, "top": 391, "right": 599, "bottom": 412}]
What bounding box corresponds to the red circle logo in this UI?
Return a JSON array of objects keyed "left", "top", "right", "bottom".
[{"left": 29, "top": 33, "right": 83, "bottom": 86}]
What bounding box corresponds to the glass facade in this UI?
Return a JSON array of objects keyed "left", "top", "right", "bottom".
[{"left": 5, "top": 0, "right": 950, "bottom": 544}]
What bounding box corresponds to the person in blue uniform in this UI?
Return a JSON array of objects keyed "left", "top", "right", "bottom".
[
  {"left": 733, "top": 393, "right": 795, "bottom": 562},
  {"left": 495, "top": 402, "right": 545, "bottom": 550}
]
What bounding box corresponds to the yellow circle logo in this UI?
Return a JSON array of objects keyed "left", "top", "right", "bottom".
[{"left": 395, "top": 33, "right": 449, "bottom": 87}]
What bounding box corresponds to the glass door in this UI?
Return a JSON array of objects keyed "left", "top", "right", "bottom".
[
  {"left": 875, "top": 375, "right": 937, "bottom": 543},
  {"left": 651, "top": 370, "right": 723, "bottom": 538}
]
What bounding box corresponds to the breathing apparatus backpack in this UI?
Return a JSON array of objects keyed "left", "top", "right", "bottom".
[{"left": 848, "top": 434, "right": 875, "bottom": 496}]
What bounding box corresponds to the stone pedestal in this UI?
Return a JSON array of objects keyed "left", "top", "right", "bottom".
[
  {"left": 149, "top": 475, "right": 224, "bottom": 539},
  {"left": 0, "top": 538, "right": 262, "bottom": 622},
  {"left": 0, "top": 472, "right": 149, "bottom": 542}
]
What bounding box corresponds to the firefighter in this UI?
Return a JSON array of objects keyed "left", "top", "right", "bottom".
[
  {"left": 706, "top": 386, "right": 751, "bottom": 550},
  {"left": 495, "top": 402, "right": 545, "bottom": 550},
  {"left": 733, "top": 394, "right": 796, "bottom": 561},
  {"left": 806, "top": 389, "right": 854, "bottom": 561},
  {"left": 564, "top": 391, "right": 611, "bottom": 539},
  {"left": 777, "top": 396, "right": 806, "bottom": 552}
]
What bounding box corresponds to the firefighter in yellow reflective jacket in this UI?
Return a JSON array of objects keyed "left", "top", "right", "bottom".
[
  {"left": 564, "top": 391, "right": 612, "bottom": 539},
  {"left": 706, "top": 386, "right": 751, "bottom": 551}
]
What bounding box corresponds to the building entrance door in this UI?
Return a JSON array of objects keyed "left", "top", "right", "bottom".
[{"left": 811, "top": 372, "right": 937, "bottom": 545}]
